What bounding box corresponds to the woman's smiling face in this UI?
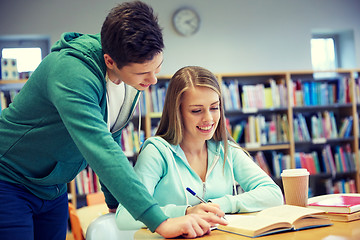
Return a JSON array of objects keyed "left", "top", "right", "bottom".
[{"left": 180, "top": 86, "right": 220, "bottom": 143}]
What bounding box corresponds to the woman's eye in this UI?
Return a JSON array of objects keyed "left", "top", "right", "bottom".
[
  {"left": 191, "top": 109, "right": 201, "bottom": 113},
  {"left": 211, "top": 106, "right": 219, "bottom": 110}
]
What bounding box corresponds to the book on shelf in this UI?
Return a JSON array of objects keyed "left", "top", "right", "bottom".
[
  {"left": 308, "top": 194, "right": 360, "bottom": 214},
  {"left": 293, "top": 113, "right": 310, "bottom": 141},
  {"left": 322, "top": 145, "right": 337, "bottom": 176},
  {"left": 0, "top": 91, "right": 6, "bottom": 111},
  {"left": 232, "top": 121, "right": 245, "bottom": 143},
  {"left": 271, "top": 151, "right": 290, "bottom": 177},
  {"left": 228, "top": 80, "right": 241, "bottom": 110},
  {"left": 253, "top": 151, "right": 271, "bottom": 176},
  {"left": 216, "top": 205, "right": 331, "bottom": 238}
]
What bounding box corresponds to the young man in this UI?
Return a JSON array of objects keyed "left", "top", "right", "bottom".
[{"left": 0, "top": 2, "right": 226, "bottom": 239}]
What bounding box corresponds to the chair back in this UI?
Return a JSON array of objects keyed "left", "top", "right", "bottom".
[
  {"left": 68, "top": 203, "right": 85, "bottom": 240},
  {"left": 86, "top": 192, "right": 105, "bottom": 206},
  {"left": 85, "top": 213, "right": 136, "bottom": 240}
]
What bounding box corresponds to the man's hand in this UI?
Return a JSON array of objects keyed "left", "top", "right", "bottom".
[
  {"left": 108, "top": 208, "right": 116, "bottom": 213},
  {"left": 155, "top": 214, "right": 228, "bottom": 239}
]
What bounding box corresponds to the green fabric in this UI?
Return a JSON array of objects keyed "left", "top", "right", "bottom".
[{"left": 0, "top": 32, "right": 167, "bottom": 232}]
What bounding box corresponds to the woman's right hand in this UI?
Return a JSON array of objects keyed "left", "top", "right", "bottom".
[{"left": 186, "top": 203, "right": 225, "bottom": 218}]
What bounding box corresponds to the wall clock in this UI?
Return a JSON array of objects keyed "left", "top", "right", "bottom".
[{"left": 172, "top": 7, "right": 200, "bottom": 37}]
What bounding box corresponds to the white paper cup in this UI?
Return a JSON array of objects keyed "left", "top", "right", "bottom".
[{"left": 281, "top": 168, "right": 309, "bottom": 207}]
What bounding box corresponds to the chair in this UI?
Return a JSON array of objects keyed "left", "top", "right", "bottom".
[
  {"left": 68, "top": 203, "right": 85, "bottom": 240},
  {"left": 85, "top": 213, "right": 137, "bottom": 240},
  {"left": 86, "top": 191, "right": 105, "bottom": 206}
]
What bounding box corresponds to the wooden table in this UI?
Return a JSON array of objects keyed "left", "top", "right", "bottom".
[
  {"left": 77, "top": 194, "right": 360, "bottom": 240},
  {"left": 134, "top": 219, "right": 360, "bottom": 240}
]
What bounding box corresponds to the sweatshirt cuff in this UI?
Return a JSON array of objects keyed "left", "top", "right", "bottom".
[
  {"left": 209, "top": 196, "right": 233, "bottom": 213},
  {"left": 163, "top": 205, "right": 189, "bottom": 218},
  {"left": 138, "top": 204, "right": 169, "bottom": 232}
]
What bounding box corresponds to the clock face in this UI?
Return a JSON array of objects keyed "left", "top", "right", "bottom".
[{"left": 172, "top": 8, "right": 200, "bottom": 36}]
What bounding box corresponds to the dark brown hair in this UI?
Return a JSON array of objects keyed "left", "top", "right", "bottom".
[{"left": 101, "top": 1, "right": 164, "bottom": 69}]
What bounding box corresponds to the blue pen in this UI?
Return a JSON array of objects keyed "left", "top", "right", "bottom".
[
  {"left": 186, "top": 187, "right": 207, "bottom": 203},
  {"left": 186, "top": 187, "right": 227, "bottom": 222}
]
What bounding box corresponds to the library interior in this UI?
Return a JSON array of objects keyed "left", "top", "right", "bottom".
[{"left": 1, "top": 0, "right": 360, "bottom": 240}]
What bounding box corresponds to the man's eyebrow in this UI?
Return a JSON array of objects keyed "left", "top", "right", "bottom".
[
  {"left": 157, "top": 59, "right": 164, "bottom": 68},
  {"left": 136, "top": 59, "right": 164, "bottom": 75}
]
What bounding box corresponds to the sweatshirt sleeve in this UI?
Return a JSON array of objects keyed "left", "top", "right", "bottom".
[
  {"left": 115, "top": 141, "right": 190, "bottom": 230},
  {"left": 47, "top": 56, "right": 167, "bottom": 232},
  {"left": 209, "top": 145, "right": 284, "bottom": 213}
]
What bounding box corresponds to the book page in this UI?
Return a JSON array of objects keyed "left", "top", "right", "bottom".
[
  {"left": 218, "top": 214, "right": 292, "bottom": 237},
  {"left": 257, "top": 205, "right": 325, "bottom": 224}
]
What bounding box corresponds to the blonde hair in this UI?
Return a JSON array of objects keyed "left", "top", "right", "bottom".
[{"left": 156, "top": 66, "right": 238, "bottom": 160}]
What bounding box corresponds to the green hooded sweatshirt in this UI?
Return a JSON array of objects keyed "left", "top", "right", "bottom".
[{"left": 0, "top": 32, "right": 167, "bottom": 231}]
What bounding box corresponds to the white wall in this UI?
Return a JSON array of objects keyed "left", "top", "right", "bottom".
[{"left": 1, "top": 0, "right": 359, "bottom": 75}]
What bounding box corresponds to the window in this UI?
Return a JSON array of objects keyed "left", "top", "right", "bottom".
[
  {"left": 311, "top": 30, "right": 356, "bottom": 78},
  {"left": 311, "top": 37, "right": 337, "bottom": 71},
  {"left": 2, "top": 47, "right": 42, "bottom": 73},
  {"left": 0, "top": 35, "right": 50, "bottom": 78}
]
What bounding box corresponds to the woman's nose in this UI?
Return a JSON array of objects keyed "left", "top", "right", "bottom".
[{"left": 203, "top": 110, "right": 213, "bottom": 121}]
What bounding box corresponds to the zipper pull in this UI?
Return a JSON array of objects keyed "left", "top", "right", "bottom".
[{"left": 202, "top": 182, "right": 206, "bottom": 200}]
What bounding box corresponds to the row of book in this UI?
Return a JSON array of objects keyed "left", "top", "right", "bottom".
[
  {"left": 323, "top": 178, "right": 357, "bottom": 194},
  {"left": 230, "top": 114, "right": 289, "bottom": 147},
  {"left": 74, "top": 166, "right": 100, "bottom": 196},
  {"left": 120, "top": 122, "right": 144, "bottom": 157},
  {"left": 252, "top": 144, "right": 356, "bottom": 178},
  {"left": 310, "top": 111, "right": 338, "bottom": 140},
  {"left": 321, "top": 144, "right": 357, "bottom": 175},
  {"left": 252, "top": 151, "right": 291, "bottom": 178},
  {"left": 0, "top": 89, "right": 19, "bottom": 112},
  {"left": 293, "top": 113, "right": 353, "bottom": 142},
  {"left": 290, "top": 77, "right": 351, "bottom": 107},
  {"left": 146, "top": 82, "right": 169, "bottom": 113},
  {"left": 221, "top": 78, "right": 287, "bottom": 111},
  {"left": 75, "top": 123, "right": 144, "bottom": 195},
  {"left": 137, "top": 77, "right": 356, "bottom": 115},
  {"left": 294, "top": 144, "right": 356, "bottom": 175}
]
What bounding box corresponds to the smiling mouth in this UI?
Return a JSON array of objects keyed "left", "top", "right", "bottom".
[
  {"left": 139, "top": 83, "right": 151, "bottom": 88},
  {"left": 197, "top": 124, "right": 214, "bottom": 131}
]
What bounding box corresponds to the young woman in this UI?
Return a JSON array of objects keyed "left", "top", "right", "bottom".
[{"left": 115, "top": 66, "right": 284, "bottom": 230}]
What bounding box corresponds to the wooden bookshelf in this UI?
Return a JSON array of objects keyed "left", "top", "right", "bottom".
[
  {"left": 144, "top": 69, "right": 360, "bottom": 196},
  {"left": 3, "top": 69, "right": 359, "bottom": 206},
  {"left": 0, "top": 79, "right": 27, "bottom": 84}
]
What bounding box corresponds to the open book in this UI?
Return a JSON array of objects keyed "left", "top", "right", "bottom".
[{"left": 216, "top": 205, "right": 332, "bottom": 238}]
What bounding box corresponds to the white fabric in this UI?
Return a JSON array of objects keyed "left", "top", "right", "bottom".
[
  {"left": 86, "top": 213, "right": 136, "bottom": 240},
  {"left": 106, "top": 77, "right": 125, "bottom": 130}
]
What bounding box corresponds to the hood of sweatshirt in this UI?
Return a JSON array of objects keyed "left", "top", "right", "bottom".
[
  {"left": 142, "top": 136, "right": 224, "bottom": 170},
  {"left": 51, "top": 32, "right": 106, "bottom": 79}
]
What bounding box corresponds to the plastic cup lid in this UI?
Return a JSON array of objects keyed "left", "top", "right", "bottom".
[{"left": 281, "top": 168, "right": 309, "bottom": 177}]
